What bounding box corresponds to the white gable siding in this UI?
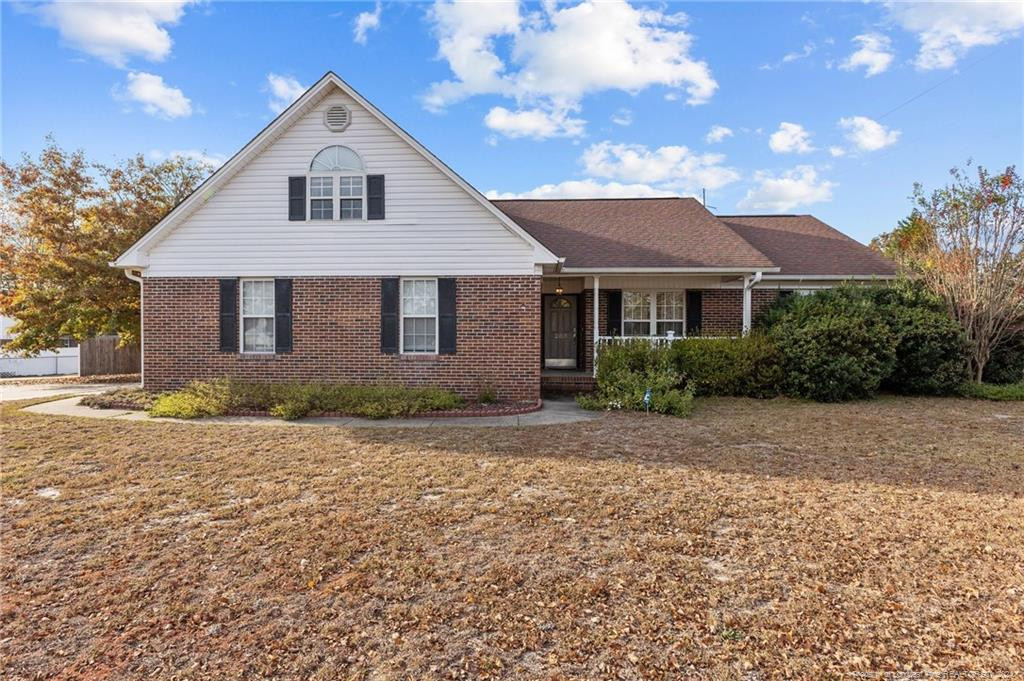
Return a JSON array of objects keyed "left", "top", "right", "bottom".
[{"left": 143, "top": 90, "right": 537, "bottom": 277}]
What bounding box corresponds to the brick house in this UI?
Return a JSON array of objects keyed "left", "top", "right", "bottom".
[{"left": 114, "top": 72, "right": 896, "bottom": 401}]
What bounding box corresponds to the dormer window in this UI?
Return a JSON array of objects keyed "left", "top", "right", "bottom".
[{"left": 308, "top": 145, "right": 365, "bottom": 221}]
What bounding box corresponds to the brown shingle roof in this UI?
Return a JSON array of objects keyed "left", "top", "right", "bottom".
[
  {"left": 720, "top": 215, "right": 897, "bottom": 277},
  {"left": 491, "top": 198, "right": 775, "bottom": 270}
]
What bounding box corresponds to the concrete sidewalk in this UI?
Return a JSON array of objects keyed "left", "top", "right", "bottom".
[
  {"left": 0, "top": 381, "right": 139, "bottom": 402},
  {"left": 21, "top": 394, "right": 601, "bottom": 428}
]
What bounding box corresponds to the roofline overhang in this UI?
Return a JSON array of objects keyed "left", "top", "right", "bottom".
[
  {"left": 758, "top": 273, "right": 898, "bottom": 281},
  {"left": 558, "top": 266, "right": 781, "bottom": 274}
]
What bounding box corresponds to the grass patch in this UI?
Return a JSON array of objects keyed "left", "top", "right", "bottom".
[
  {"left": 2, "top": 396, "right": 1021, "bottom": 677},
  {"left": 959, "top": 380, "right": 1024, "bottom": 401}
]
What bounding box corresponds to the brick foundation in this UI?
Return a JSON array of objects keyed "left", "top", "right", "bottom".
[{"left": 143, "top": 276, "right": 541, "bottom": 401}]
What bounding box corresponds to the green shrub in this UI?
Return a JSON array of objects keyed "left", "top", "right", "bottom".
[
  {"left": 984, "top": 332, "right": 1024, "bottom": 385},
  {"left": 578, "top": 341, "right": 695, "bottom": 416},
  {"left": 669, "top": 334, "right": 783, "bottom": 397},
  {"left": 883, "top": 305, "right": 967, "bottom": 394},
  {"left": 959, "top": 381, "right": 1024, "bottom": 401},
  {"left": 146, "top": 380, "right": 463, "bottom": 420},
  {"left": 149, "top": 380, "right": 231, "bottom": 418},
  {"left": 767, "top": 291, "right": 896, "bottom": 402}
]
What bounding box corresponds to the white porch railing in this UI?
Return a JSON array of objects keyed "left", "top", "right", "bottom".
[{"left": 596, "top": 335, "right": 736, "bottom": 348}]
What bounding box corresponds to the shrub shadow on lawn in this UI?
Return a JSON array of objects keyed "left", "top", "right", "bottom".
[{"left": 342, "top": 395, "right": 1024, "bottom": 498}]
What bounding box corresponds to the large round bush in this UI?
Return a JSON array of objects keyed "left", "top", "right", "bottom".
[
  {"left": 884, "top": 305, "right": 967, "bottom": 394},
  {"left": 768, "top": 294, "right": 896, "bottom": 402}
]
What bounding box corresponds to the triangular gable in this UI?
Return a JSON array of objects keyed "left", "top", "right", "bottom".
[{"left": 114, "top": 72, "right": 559, "bottom": 268}]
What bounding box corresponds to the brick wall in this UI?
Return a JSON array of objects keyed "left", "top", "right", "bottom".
[
  {"left": 143, "top": 276, "right": 541, "bottom": 401},
  {"left": 581, "top": 289, "right": 609, "bottom": 373}
]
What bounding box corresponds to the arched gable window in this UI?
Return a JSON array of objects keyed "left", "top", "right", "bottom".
[{"left": 308, "top": 145, "right": 365, "bottom": 220}]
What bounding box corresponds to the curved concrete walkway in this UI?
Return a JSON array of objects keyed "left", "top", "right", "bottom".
[{"left": 21, "top": 394, "right": 601, "bottom": 428}]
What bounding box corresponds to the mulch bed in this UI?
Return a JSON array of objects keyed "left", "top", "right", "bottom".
[
  {"left": 0, "top": 373, "right": 139, "bottom": 385},
  {"left": 85, "top": 398, "right": 544, "bottom": 418}
]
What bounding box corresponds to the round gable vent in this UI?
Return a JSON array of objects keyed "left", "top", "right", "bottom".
[{"left": 324, "top": 105, "right": 351, "bottom": 132}]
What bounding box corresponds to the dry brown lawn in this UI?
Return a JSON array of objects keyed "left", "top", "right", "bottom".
[{"left": 2, "top": 396, "right": 1022, "bottom": 679}]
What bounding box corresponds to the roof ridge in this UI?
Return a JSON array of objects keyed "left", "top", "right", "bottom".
[{"left": 491, "top": 196, "right": 696, "bottom": 202}]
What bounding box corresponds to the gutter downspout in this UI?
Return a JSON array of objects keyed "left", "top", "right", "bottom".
[
  {"left": 121, "top": 268, "right": 144, "bottom": 386},
  {"left": 742, "top": 271, "right": 763, "bottom": 336}
]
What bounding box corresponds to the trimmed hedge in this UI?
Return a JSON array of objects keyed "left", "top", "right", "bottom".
[
  {"left": 146, "top": 379, "right": 462, "bottom": 420},
  {"left": 578, "top": 341, "right": 695, "bottom": 416},
  {"left": 669, "top": 334, "right": 782, "bottom": 398},
  {"left": 959, "top": 381, "right": 1024, "bottom": 401}
]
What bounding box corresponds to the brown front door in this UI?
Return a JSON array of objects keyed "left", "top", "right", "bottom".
[{"left": 544, "top": 295, "right": 578, "bottom": 369}]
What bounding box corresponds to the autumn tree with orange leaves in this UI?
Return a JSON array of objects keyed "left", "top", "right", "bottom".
[
  {"left": 876, "top": 163, "right": 1023, "bottom": 382},
  {"left": 1, "top": 140, "right": 209, "bottom": 354}
]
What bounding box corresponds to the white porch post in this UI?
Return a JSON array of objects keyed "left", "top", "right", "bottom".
[
  {"left": 593, "top": 275, "right": 600, "bottom": 376},
  {"left": 742, "top": 271, "right": 763, "bottom": 336}
]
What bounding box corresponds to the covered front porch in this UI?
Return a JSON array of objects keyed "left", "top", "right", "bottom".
[{"left": 538, "top": 272, "right": 781, "bottom": 391}]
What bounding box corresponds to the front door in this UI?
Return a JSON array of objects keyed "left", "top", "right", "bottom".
[{"left": 544, "top": 295, "right": 578, "bottom": 369}]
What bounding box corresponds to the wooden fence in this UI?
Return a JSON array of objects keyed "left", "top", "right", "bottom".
[{"left": 79, "top": 335, "right": 140, "bottom": 376}]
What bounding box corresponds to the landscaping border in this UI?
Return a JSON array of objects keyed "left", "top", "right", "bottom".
[{"left": 84, "top": 398, "right": 544, "bottom": 419}]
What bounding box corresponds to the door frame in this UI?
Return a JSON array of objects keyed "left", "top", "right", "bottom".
[{"left": 540, "top": 293, "right": 582, "bottom": 371}]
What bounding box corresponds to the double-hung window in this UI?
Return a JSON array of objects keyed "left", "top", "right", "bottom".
[
  {"left": 401, "top": 278, "right": 437, "bottom": 353},
  {"left": 309, "top": 177, "right": 333, "bottom": 220},
  {"left": 339, "top": 176, "right": 363, "bottom": 220},
  {"left": 308, "top": 145, "right": 365, "bottom": 221},
  {"left": 241, "top": 279, "right": 275, "bottom": 352},
  {"left": 622, "top": 292, "right": 652, "bottom": 336},
  {"left": 622, "top": 290, "right": 688, "bottom": 337},
  {"left": 655, "top": 292, "right": 686, "bottom": 336}
]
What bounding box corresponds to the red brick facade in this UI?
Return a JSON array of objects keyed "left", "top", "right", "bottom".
[{"left": 143, "top": 276, "right": 541, "bottom": 401}]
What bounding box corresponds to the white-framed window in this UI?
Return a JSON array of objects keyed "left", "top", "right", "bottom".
[
  {"left": 622, "top": 291, "right": 651, "bottom": 336},
  {"left": 308, "top": 145, "right": 366, "bottom": 221},
  {"left": 241, "top": 279, "right": 275, "bottom": 353},
  {"left": 339, "top": 175, "right": 363, "bottom": 220},
  {"left": 622, "top": 290, "right": 688, "bottom": 337},
  {"left": 309, "top": 176, "right": 333, "bottom": 220},
  {"left": 401, "top": 278, "right": 438, "bottom": 354},
  {"left": 656, "top": 292, "right": 686, "bottom": 337}
]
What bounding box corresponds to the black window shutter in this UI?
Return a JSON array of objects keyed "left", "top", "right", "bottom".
[
  {"left": 686, "top": 290, "right": 703, "bottom": 336},
  {"left": 288, "top": 176, "right": 306, "bottom": 221},
  {"left": 274, "top": 279, "right": 293, "bottom": 353},
  {"left": 380, "top": 278, "right": 399, "bottom": 354},
  {"left": 438, "top": 278, "right": 457, "bottom": 355},
  {"left": 367, "top": 174, "right": 385, "bottom": 220},
  {"left": 219, "top": 279, "right": 238, "bottom": 352},
  {"left": 606, "top": 290, "right": 622, "bottom": 337}
]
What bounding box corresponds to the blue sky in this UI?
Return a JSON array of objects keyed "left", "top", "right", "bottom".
[{"left": 3, "top": 1, "right": 1022, "bottom": 243}]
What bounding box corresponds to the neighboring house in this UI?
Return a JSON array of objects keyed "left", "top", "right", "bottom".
[
  {"left": 113, "top": 72, "right": 896, "bottom": 401},
  {"left": 0, "top": 316, "right": 79, "bottom": 377}
]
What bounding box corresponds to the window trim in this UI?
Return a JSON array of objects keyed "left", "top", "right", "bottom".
[
  {"left": 239, "top": 278, "right": 276, "bottom": 354},
  {"left": 399, "top": 277, "right": 439, "bottom": 355},
  {"left": 306, "top": 146, "right": 367, "bottom": 222},
  {"left": 621, "top": 290, "right": 689, "bottom": 338}
]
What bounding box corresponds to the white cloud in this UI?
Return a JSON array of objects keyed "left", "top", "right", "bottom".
[
  {"left": 611, "top": 108, "right": 633, "bottom": 126},
  {"left": 117, "top": 72, "right": 192, "bottom": 119},
  {"left": 838, "top": 116, "right": 901, "bottom": 151},
  {"left": 840, "top": 33, "right": 894, "bottom": 77},
  {"left": 768, "top": 122, "right": 815, "bottom": 154},
  {"left": 581, "top": 141, "right": 739, "bottom": 191},
  {"left": 353, "top": 1, "right": 382, "bottom": 45},
  {"left": 34, "top": 1, "right": 194, "bottom": 68},
  {"left": 886, "top": 1, "right": 1024, "bottom": 70},
  {"left": 486, "top": 179, "right": 676, "bottom": 200},
  {"left": 148, "top": 148, "right": 225, "bottom": 169},
  {"left": 484, "top": 106, "right": 586, "bottom": 139},
  {"left": 425, "top": 0, "right": 717, "bottom": 138},
  {"left": 705, "top": 124, "right": 733, "bottom": 144},
  {"left": 759, "top": 41, "right": 816, "bottom": 70},
  {"left": 829, "top": 146, "right": 846, "bottom": 158},
  {"left": 738, "top": 165, "right": 836, "bottom": 212},
  {"left": 266, "top": 73, "right": 306, "bottom": 114}
]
